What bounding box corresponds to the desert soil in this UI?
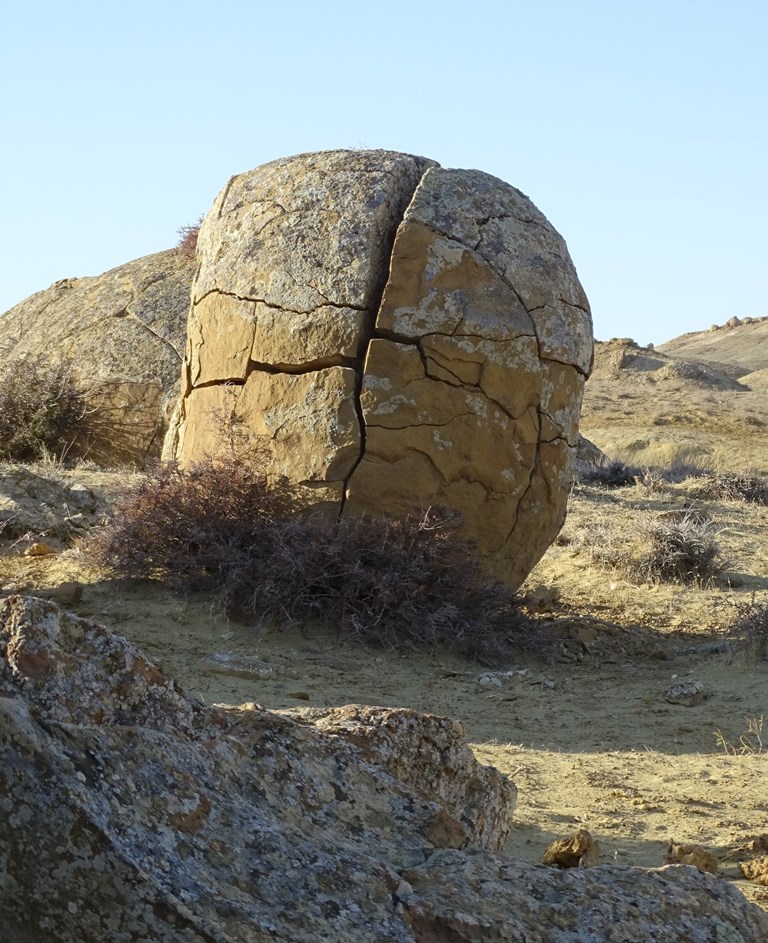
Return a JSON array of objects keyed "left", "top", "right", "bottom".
[{"left": 2, "top": 331, "right": 768, "bottom": 908}]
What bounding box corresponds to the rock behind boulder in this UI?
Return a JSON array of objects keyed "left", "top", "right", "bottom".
[{"left": 0, "top": 249, "right": 195, "bottom": 467}]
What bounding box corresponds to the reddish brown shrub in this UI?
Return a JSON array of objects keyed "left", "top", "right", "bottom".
[
  {"left": 88, "top": 456, "right": 529, "bottom": 660},
  {"left": 176, "top": 217, "right": 203, "bottom": 258}
]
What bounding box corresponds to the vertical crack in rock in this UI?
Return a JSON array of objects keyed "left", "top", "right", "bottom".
[
  {"left": 338, "top": 159, "right": 436, "bottom": 518},
  {"left": 337, "top": 309, "right": 375, "bottom": 519}
]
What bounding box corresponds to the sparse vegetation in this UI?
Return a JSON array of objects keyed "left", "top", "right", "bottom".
[
  {"left": 629, "top": 511, "right": 729, "bottom": 586},
  {"left": 177, "top": 217, "right": 203, "bottom": 258},
  {"left": 696, "top": 470, "right": 768, "bottom": 506},
  {"left": 577, "top": 456, "right": 640, "bottom": 487},
  {"left": 726, "top": 597, "right": 768, "bottom": 662},
  {"left": 578, "top": 455, "right": 709, "bottom": 490},
  {"left": 87, "top": 454, "right": 527, "bottom": 659},
  {"left": 715, "top": 715, "right": 765, "bottom": 755},
  {"left": 0, "top": 355, "right": 86, "bottom": 463},
  {"left": 560, "top": 504, "right": 729, "bottom": 588}
]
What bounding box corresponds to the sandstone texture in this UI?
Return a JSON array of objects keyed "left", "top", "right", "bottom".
[
  {"left": 167, "top": 149, "right": 593, "bottom": 586},
  {"left": 2, "top": 595, "right": 768, "bottom": 943},
  {"left": 542, "top": 827, "right": 599, "bottom": 868},
  {"left": 0, "top": 249, "right": 195, "bottom": 466}
]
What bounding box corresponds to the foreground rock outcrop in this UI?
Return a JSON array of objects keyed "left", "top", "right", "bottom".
[
  {"left": 2, "top": 595, "right": 767, "bottom": 942},
  {"left": 0, "top": 250, "right": 195, "bottom": 467},
  {"left": 167, "top": 149, "right": 593, "bottom": 586}
]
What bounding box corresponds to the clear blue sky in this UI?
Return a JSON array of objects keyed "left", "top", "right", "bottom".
[{"left": 2, "top": 0, "right": 765, "bottom": 346}]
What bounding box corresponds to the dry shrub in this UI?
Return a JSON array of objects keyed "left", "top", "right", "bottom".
[
  {"left": 87, "top": 456, "right": 290, "bottom": 590},
  {"left": 561, "top": 502, "right": 729, "bottom": 588},
  {"left": 221, "top": 508, "right": 521, "bottom": 658},
  {"left": 579, "top": 455, "right": 709, "bottom": 491},
  {"left": 628, "top": 511, "right": 729, "bottom": 586},
  {"left": 577, "top": 456, "right": 639, "bottom": 488},
  {"left": 696, "top": 471, "right": 768, "bottom": 506},
  {"left": 634, "top": 460, "right": 710, "bottom": 496},
  {"left": 0, "top": 356, "right": 85, "bottom": 463},
  {"left": 177, "top": 217, "right": 203, "bottom": 258},
  {"left": 88, "top": 457, "right": 525, "bottom": 659},
  {"left": 726, "top": 597, "right": 768, "bottom": 662}
]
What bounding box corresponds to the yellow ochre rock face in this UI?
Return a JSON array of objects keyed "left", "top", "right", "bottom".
[{"left": 166, "top": 149, "right": 593, "bottom": 587}]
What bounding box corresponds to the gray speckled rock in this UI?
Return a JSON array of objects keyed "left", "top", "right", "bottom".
[
  {"left": 2, "top": 596, "right": 767, "bottom": 943},
  {"left": 0, "top": 249, "right": 195, "bottom": 467},
  {"left": 167, "top": 150, "right": 593, "bottom": 587}
]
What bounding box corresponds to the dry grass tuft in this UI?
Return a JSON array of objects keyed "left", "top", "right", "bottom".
[{"left": 628, "top": 511, "right": 730, "bottom": 587}]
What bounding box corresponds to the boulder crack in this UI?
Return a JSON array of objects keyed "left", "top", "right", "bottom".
[
  {"left": 338, "top": 163, "right": 436, "bottom": 517},
  {"left": 124, "top": 307, "right": 183, "bottom": 360},
  {"left": 245, "top": 356, "right": 357, "bottom": 377}
]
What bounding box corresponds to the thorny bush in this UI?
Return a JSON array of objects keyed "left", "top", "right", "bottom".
[
  {"left": 0, "top": 355, "right": 86, "bottom": 463},
  {"left": 88, "top": 455, "right": 529, "bottom": 660}
]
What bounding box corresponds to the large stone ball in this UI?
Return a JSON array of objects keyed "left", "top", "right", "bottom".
[{"left": 166, "top": 150, "right": 593, "bottom": 587}]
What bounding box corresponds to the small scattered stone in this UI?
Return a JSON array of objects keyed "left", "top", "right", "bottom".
[
  {"left": 476, "top": 671, "right": 525, "bottom": 689},
  {"left": 664, "top": 679, "right": 705, "bottom": 707},
  {"left": 48, "top": 582, "right": 83, "bottom": 606},
  {"left": 202, "top": 653, "right": 273, "bottom": 680},
  {"left": 542, "top": 828, "right": 598, "bottom": 868},
  {"left": 664, "top": 842, "right": 718, "bottom": 874},
  {"left": 24, "top": 542, "right": 56, "bottom": 557},
  {"left": 289, "top": 691, "right": 311, "bottom": 701}
]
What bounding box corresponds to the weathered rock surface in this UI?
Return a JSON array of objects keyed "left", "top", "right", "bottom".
[
  {"left": 286, "top": 704, "right": 514, "bottom": 852},
  {"left": 664, "top": 842, "right": 719, "bottom": 874},
  {"left": 0, "top": 463, "right": 106, "bottom": 542},
  {"left": 542, "top": 827, "right": 599, "bottom": 868},
  {"left": 3, "top": 595, "right": 768, "bottom": 943},
  {"left": 167, "top": 149, "right": 593, "bottom": 586},
  {"left": 741, "top": 856, "right": 768, "bottom": 885},
  {"left": 0, "top": 249, "right": 195, "bottom": 467}
]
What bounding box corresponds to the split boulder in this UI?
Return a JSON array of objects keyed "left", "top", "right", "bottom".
[{"left": 167, "top": 149, "right": 593, "bottom": 586}]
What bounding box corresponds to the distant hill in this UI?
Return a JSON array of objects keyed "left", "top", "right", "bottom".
[
  {"left": 658, "top": 317, "right": 768, "bottom": 378},
  {"left": 580, "top": 336, "right": 768, "bottom": 472}
]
